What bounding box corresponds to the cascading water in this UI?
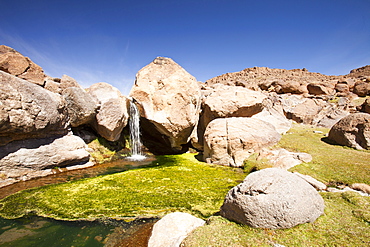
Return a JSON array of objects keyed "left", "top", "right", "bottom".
[{"left": 128, "top": 99, "right": 146, "bottom": 160}]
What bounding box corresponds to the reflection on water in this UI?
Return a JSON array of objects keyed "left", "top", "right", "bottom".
[
  {"left": 0, "top": 215, "right": 157, "bottom": 247},
  {"left": 0, "top": 155, "right": 155, "bottom": 200},
  {"left": 0, "top": 156, "right": 158, "bottom": 246}
]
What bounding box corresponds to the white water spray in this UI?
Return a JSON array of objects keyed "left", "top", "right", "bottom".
[{"left": 127, "top": 99, "right": 146, "bottom": 160}]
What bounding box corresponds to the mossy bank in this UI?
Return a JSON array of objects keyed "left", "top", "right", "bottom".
[{"left": 0, "top": 153, "right": 245, "bottom": 220}]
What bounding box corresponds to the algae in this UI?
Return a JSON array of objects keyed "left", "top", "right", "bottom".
[{"left": 0, "top": 153, "right": 245, "bottom": 220}]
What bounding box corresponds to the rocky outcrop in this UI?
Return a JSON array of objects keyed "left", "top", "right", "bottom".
[
  {"left": 148, "top": 212, "right": 205, "bottom": 247},
  {"left": 0, "top": 45, "right": 46, "bottom": 86},
  {"left": 353, "top": 81, "right": 370, "bottom": 97},
  {"left": 130, "top": 57, "right": 201, "bottom": 154},
  {"left": 87, "top": 82, "right": 129, "bottom": 141},
  {"left": 348, "top": 65, "right": 370, "bottom": 78},
  {"left": 328, "top": 113, "right": 370, "bottom": 150},
  {"left": 280, "top": 94, "right": 350, "bottom": 128},
  {"left": 358, "top": 98, "right": 370, "bottom": 114},
  {"left": 205, "top": 65, "right": 370, "bottom": 98},
  {"left": 220, "top": 168, "right": 325, "bottom": 229},
  {"left": 62, "top": 87, "right": 99, "bottom": 127},
  {"left": 0, "top": 134, "right": 90, "bottom": 180},
  {"left": 193, "top": 84, "right": 267, "bottom": 150},
  {"left": 282, "top": 95, "right": 326, "bottom": 124},
  {"left": 0, "top": 71, "right": 68, "bottom": 146},
  {"left": 45, "top": 75, "right": 83, "bottom": 94},
  {"left": 251, "top": 94, "right": 292, "bottom": 134},
  {"left": 205, "top": 67, "right": 338, "bottom": 96},
  {"left": 203, "top": 118, "right": 281, "bottom": 167}
]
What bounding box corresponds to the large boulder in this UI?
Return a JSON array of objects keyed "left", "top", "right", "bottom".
[
  {"left": 220, "top": 168, "right": 325, "bottom": 229},
  {"left": 203, "top": 118, "right": 281, "bottom": 167},
  {"left": 282, "top": 95, "right": 326, "bottom": 124},
  {"left": 251, "top": 94, "right": 292, "bottom": 134},
  {"left": 129, "top": 57, "right": 201, "bottom": 154},
  {"left": 0, "top": 71, "right": 68, "bottom": 146},
  {"left": 44, "top": 75, "right": 83, "bottom": 94},
  {"left": 193, "top": 85, "right": 267, "bottom": 150},
  {"left": 148, "top": 212, "right": 205, "bottom": 247},
  {"left": 62, "top": 87, "right": 99, "bottom": 127},
  {"left": 358, "top": 98, "right": 370, "bottom": 114},
  {"left": 0, "top": 134, "right": 90, "bottom": 179},
  {"left": 87, "top": 82, "right": 129, "bottom": 141},
  {"left": 328, "top": 113, "right": 370, "bottom": 150},
  {"left": 353, "top": 81, "right": 370, "bottom": 97},
  {"left": 201, "top": 84, "right": 266, "bottom": 121},
  {"left": 0, "top": 45, "right": 45, "bottom": 86}
]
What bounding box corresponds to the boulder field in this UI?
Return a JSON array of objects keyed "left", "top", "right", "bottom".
[{"left": 1, "top": 44, "right": 370, "bottom": 185}]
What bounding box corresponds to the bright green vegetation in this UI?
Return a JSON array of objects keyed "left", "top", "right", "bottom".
[
  {"left": 0, "top": 153, "right": 245, "bottom": 220},
  {"left": 182, "top": 191, "right": 370, "bottom": 247},
  {"left": 88, "top": 137, "right": 129, "bottom": 164},
  {"left": 88, "top": 138, "right": 118, "bottom": 164},
  {"left": 277, "top": 124, "right": 370, "bottom": 185}
]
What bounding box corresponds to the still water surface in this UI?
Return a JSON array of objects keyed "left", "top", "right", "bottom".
[{"left": 0, "top": 156, "right": 157, "bottom": 247}]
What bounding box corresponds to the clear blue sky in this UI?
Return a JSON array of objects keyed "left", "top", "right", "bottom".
[{"left": 1, "top": 0, "right": 369, "bottom": 95}]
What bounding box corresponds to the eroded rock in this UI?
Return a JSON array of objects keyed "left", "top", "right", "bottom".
[
  {"left": 62, "top": 87, "right": 98, "bottom": 127},
  {"left": 87, "top": 82, "right": 128, "bottom": 141},
  {"left": 0, "top": 45, "right": 45, "bottom": 86},
  {"left": 220, "top": 168, "right": 325, "bottom": 229},
  {"left": 0, "top": 71, "right": 68, "bottom": 145},
  {"left": 203, "top": 118, "right": 281, "bottom": 167},
  {"left": 130, "top": 57, "right": 201, "bottom": 154},
  {"left": 0, "top": 134, "right": 90, "bottom": 179},
  {"left": 328, "top": 113, "right": 370, "bottom": 150}
]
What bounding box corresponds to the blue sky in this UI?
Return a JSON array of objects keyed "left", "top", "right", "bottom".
[{"left": 1, "top": 0, "right": 369, "bottom": 95}]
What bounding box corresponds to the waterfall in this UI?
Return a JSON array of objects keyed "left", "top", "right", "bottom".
[{"left": 128, "top": 99, "right": 146, "bottom": 160}]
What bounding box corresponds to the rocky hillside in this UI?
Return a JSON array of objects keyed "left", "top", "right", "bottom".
[{"left": 205, "top": 65, "right": 370, "bottom": 98}]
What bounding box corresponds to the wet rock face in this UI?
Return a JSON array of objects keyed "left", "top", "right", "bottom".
[
  {"left": 220, "top": 168, "right": 325, "bottom": 229},
  {"left": 0, "top": 71, "right": 68, "bottom": 146},
  {"left": 130, "top": 57, "right": 201, "bottom": 154},
  {"left": 0, "top": 45, "right": 46, "bottom": 86},
  {"left": 328, "top": 113, "right": 370, "bottom": 150},
  {"left": 203, "top": 117, "right": 281, "bottom": 167}
]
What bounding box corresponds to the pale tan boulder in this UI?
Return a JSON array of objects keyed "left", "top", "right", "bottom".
[
  {"left": 193, "top": 84, "right": 267, "bottom": 150},
  {"left": 45, "top": 75, "right": 83, "bottom": 94},
  {"left": 87, "top": 82, "right": 129, "bottom": 141},
  {"left": 62, "top": 87, "right": 99, "bottom": 127},
  {"left": 203, "top": 117, "right": 281, "bottom": 167},
  {"left": 0, "top": 71, "right": 68, "bottom": 145},
  {"left": 148, "top": 212, "right": 205, "bottom": 247},
  {"left": 0, "top": 134, "right": 90, "bottom": 179},
  {"left": 129, "top": 57, "right": 201, "bottom": 153},
  {"left": 220, "top": 168, "right": 325, "bottom": 229}
]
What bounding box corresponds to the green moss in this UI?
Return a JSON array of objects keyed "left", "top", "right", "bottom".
[
  {"left": 243, "top": 153, "right": 273, "bottom": 173},
  {"left": 0, "top": 153, "right": 245, "bottom": 221},
  {"left": 183, "top": 192, "right": 370, "bottom": 247},
  {"left": 277, "top": 124, "right": 370, "bottom": 185}
]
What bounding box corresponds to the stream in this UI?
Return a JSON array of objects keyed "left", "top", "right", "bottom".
[{"left": 0, "top": 156, "right": 157, "bottom": 247}]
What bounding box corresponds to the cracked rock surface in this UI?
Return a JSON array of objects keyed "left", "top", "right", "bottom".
[{"left": 220, "top": 168, "right": 325, "bottom": 229}]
